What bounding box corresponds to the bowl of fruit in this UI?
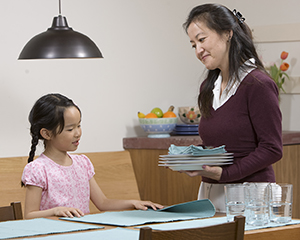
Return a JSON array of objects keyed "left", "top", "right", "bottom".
[
  {"left": 178, "top": 106, "right": 201, "bottom": 125},
  {"left": 138, "top": 106, "right": 177, "bottom": 138}
]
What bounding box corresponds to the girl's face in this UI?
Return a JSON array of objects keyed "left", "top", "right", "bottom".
[
  {"left": 187, "top": 21, "right": 231, "bottom": 73},
  {"left": 49, "top": 106, "right": 82, "bottom": 153}
]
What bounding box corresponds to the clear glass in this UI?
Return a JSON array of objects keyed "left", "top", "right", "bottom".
[
  {"left": 224, "top": 184, "right": 246, "bottom": 222},
  {"left": 269, "top": 183, "right": 293, "bottom": 223},
  {"left": 244, "top": 182, "right": 270, "bottom": 226}
]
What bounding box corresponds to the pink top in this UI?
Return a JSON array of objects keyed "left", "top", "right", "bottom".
[{"left": 22, "top": 154, "right": 95, "bottom": 213}]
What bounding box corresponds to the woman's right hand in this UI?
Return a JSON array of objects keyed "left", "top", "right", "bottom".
[
  {"left": 53, "top": 207, "right": 85, "bottom": 218},
  {"left": 181, "top": 165, "right": 222, "bottom": 181}
]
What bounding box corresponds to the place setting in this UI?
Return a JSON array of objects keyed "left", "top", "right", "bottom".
[{"left": 158, "top": 144, "right": 234, "bottom": 171}]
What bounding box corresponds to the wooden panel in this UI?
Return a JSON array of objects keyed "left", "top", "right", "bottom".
[
  {"left": 272, "top": 145, "right": 300, "bottom": 218},
  {"left": 128, "top": 149, "right": 201, "bottom": 206},
  {"left": 0, "top": 156, "right": 27, "bottom": 214},
  {"left": 84, "top": 151, "right": 140, "bottom": 213}
]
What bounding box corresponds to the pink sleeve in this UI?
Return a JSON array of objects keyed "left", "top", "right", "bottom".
[
  {"left": 80, "top": 154, "right": 95, "bottom": 180},
  {"left": 21, "top": 162, "right": 47, "bottom": 189}
]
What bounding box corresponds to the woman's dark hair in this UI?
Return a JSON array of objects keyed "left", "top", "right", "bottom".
[
  {"left": 183, "top": 4, "right": 267, "bottom": 118},
  {"left": 27, "top": 93, "right": 81, "bottom": 164}
]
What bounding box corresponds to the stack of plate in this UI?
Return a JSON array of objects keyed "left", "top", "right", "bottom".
[
  {"left": 173, "top": 124, "right": 199, "bottom": 135},
  {"left": 159, "top": 153, "right": 234, "bottom": 171}
]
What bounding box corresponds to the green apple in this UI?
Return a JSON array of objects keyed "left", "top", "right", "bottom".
[{"left": 151, "top": 107, "right": 163, "bottom": 118}]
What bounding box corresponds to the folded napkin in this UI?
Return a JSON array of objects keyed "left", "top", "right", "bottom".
[
  {"left": 168, "top": 144, "right": 226, "bottom": 156},
  {"left": 61, "top": 199, "right": 216, "bottom": 227}
]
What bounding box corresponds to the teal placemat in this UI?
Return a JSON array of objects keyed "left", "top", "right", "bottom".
[
  {"left": 61, "top": 199, "right": 216, "bottom": 227},
  {"left": 0, "top": 218, "right": 103, "bottom": 240},
  {"left": 140, "top": 216, "right": 300, "bottom": 231},
  {"left": 22, "top": 228, "right": 139, "bottom": 240}
]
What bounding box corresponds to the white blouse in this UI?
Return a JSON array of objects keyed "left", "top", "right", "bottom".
[{"left": 212, "top": 59, "right": 256, "bottom": 110}]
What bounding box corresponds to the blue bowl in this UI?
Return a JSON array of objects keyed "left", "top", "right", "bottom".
[{"left": 139, "top": 117, "right": 177, "bottom": 138}]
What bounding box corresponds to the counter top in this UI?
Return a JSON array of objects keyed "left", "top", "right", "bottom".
[{"left": 123, "top": 131, "right": 300, "bottom": 149}]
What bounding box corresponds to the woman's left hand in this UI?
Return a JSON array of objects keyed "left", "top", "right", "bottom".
[
  {"left": 132, "top": 200, "right": 164, "bottom": 211},
  {"left": 182, "top": 165, "right": 222, "bottom": 181}
]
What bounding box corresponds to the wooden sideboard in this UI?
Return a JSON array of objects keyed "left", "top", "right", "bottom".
[{"left": 123, "top": 131, "right": 300, "bottom": 218}]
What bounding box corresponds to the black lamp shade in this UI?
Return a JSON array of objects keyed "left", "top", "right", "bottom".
[{"left": 18, "top": 15, "right": 103, "bottom": 59}]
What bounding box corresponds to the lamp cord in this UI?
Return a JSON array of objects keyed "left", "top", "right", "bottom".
[{"left": 59, "top": 0, "right": 61, "bottom": 15}]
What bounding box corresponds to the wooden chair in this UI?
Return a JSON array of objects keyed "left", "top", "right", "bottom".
[
  {"left": 0, "top": 202, "right": 23, "bottom": 222},
  {"left": 139, "top": 215, "right": 245, "bottom": 240}
]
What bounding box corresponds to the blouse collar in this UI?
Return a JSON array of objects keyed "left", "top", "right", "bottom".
[{"left": 212, "top": 58, "right": 256, "bottom": 110}]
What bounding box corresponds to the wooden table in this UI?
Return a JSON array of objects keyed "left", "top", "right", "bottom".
[{"left": 245, "top": 223, "right": 300, "bottom": 240}]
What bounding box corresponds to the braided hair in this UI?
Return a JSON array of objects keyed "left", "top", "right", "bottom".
[
  {"left": 22, "top": 93, "right": 80, "bottom": 186},
  {"left": 27, "top": 93, "right": 80, "bottom": 163}
]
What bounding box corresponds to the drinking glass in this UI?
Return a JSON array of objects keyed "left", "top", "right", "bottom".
[
  {"left": 224, "top": 184, "right": 246, "bottom": 222},
  {"left": 269, "top": 183, "right": 293, "bottom": 223},
  {"left": 244, "top": 182, "right": 270, "bottom": 226}
]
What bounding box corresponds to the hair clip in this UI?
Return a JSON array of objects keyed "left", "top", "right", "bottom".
[{"left": 232, "top": 9, "right": 245, "bottom": 24}]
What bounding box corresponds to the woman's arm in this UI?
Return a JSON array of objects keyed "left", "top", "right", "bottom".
[
  {"left": 89, "top": 177, "right": 164, "bottom": 211},
  {"left": 24, "top": 185, "right": 84, "bottom": 219}
]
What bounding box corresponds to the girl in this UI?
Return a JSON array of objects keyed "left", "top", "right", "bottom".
[{"left": 22, "top": 93, "right": 163, "bottom": 219}]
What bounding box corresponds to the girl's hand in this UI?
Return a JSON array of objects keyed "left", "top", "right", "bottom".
[
  {"left": 132, "top": 200, "right": 164, "bottom": 211},
  {"left": 182, "top": 165, "right": 222, "bottom": 181},
  {"left": 53, "top": 207, "right": 85, "bottom": 218}
]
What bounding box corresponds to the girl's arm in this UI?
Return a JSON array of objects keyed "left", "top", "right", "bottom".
[
  {"left": 89, "top": 177, "right": 164, "bottom": 211},
  {"left": 24, "top": 185, "right": 84, "bottom": 219}
]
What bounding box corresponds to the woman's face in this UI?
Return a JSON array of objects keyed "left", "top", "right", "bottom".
[{"left": 187, "top": 21, "right": 231, "bottom": 72}]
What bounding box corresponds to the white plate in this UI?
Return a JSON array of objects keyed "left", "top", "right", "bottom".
[
  {"left": 163, "top": 162, "right": 233, "bottom": 171},
  {"left": 159, "top": 153, "right": 233, "bottom": 158},
  {"left": 159, "top": 156, "right": 233, "bottom": 161},
  {"left": 159, "top": 159, "right": 233, "bottom": 164}
]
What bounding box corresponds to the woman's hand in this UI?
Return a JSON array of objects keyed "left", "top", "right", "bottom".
[
  {"left": 132, "top": 200, "right": 164, "bottom": 211},
  {"left": 182, "top": 165, "right": 223, "bottom": 181},
  {"left": 52, "top": 207, "right": 85, "bottom": 218}
]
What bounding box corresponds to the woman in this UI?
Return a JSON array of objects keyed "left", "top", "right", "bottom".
[{"left": 182, "top": 4, "right": 282, "bottom": 212}]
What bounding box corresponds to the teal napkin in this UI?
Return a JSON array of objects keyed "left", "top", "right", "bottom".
[
  {"left": 61, "top": 199, "right": 216, "bottom": 227},
  {"left": 168, "top": 144, "right": 226, "bottom": 156},
  {"left": 0, "top": 218, "right": 103, "bottom": 240}
]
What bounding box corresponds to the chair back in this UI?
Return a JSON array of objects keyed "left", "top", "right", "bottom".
[
  {"left": 0, "top": 202, "right": 23, "bottom": 222},
  {"left": 139, "top": 215, "right": 245, "bottom": 240}
]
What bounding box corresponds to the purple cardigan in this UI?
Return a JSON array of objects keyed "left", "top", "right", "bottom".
[{"left": 199, "top": 69, "right": 283, "bottom": 184}]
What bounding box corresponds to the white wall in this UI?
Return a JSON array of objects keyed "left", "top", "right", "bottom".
[{"left": 1, "top": 0, "right": 299, "bottom": 157}]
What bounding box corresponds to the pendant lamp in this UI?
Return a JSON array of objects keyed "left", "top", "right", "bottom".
[{"left": 18, "top": 0, "right": 103, "bottom": 59}]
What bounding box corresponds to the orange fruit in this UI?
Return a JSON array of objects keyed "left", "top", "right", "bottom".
[
  {"left": 163, "top": 111, "right": 176, "bottom": 118},
  {"left": 145, "top": 112, "right": 158, "bottom": 118},
  {"left": 163, "top": 105, "right": 177, "bottom": 118}
]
